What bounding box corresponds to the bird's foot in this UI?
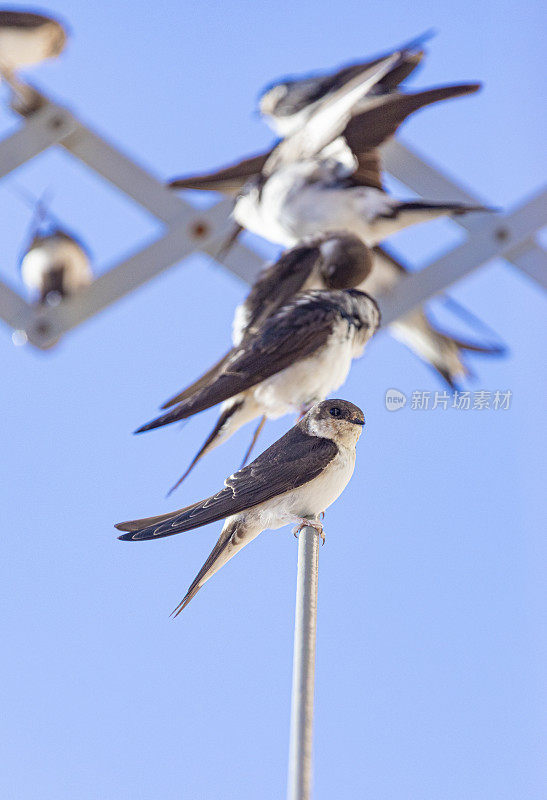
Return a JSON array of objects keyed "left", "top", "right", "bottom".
[{"left": 292, "top": 518, "right": 325, "bottom": 545}]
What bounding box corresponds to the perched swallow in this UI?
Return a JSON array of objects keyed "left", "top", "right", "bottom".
[
  {"left": 117, "top": 399, "right": 365, "bottom": 615},
  {"left": 258, "top": 31, "right": 432, "bottom": 137},
  {"left": 363, "top": 246, "right": 505, "bottom": 387},
  {"left": 168, "top": 49, "right": 404, "bottom": 195},
  {"left": 170, "top": 78, "right": 489, "bottom": 249},
  {"left": 0, "top": 10, "right": 67, "bottom": 71},
  {"left": 135, "top": 289, "right": 379, "bottom": 492},
  {"left": 232, "top": 232, "right": 374, "bottom": 345},
  {"left": 233, "top": 238, "right": 502, "bottom": 389},
  {"left": 20, "top": 227, "right": 92, "bottom": 305},
  {"left": 233, "top": 77, "right": 491, "bottom": 247},
  {"left": 169, "top": 33, "right": 427, "bottom": 193}
]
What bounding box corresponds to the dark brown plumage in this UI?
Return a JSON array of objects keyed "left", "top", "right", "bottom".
[
  {"left": 117, "top": 422, "right": 338, "bottom": 540},
  {"left": 237, "top": 234, "right": 373, "bottom": 337},
  {"left": 134, "top": 289, "right": 377, "bottom": 433},
  {"left": 167, "top": 83, "right": 481, "bottom": 195},
  {"left": 0, "top": 11, "right": 56, "bottom": 28}
]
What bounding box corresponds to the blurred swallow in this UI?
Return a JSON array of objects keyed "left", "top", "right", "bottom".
[
  {"left": 0, "top": 10, "right": 67, "bottom": 71},
  {"left": 233, "top": 79, "right": 490, "bottom": 246},
  {"left": 168, "top": 32, "right": 430, "bottom": 193},
  {"left": 117, "top": 399, "right": 365, "bottom": 615},
  {"left": 232, "top": 232, "right": 374, "bottom": 345},
  {"left": 167, "top": 49, "right": 403, "bottom": 195},
  {"left": 20, "top": 226, "right": 92, "bottom": 305},
  {"left": 170, "top": 80, "right": 489, "bottom": 246},
  {"left": 136, "top": 288, "right": 379, "bottom": 492},
  {"left": 258, "top": 31, "right": 433, "bottom": 136},
  {"left": 260, "top": 51, "right": 403, "bottom": 176}
]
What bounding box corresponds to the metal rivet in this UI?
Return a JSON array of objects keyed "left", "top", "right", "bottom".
[
  {"left": 34, "top": 321, "right": 51, "bottom": 337},
  {"left": 190, "top": 221, "right": 209, "bottom": 238},
  {"left": 495, "top": 226, "right": 510, "bottom": 242}
]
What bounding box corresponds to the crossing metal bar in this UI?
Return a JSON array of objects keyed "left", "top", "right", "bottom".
[
  {"left": 288, "top": 526, "right": 320, "bottom": 800},
  {"left": 0, "top": 100, "right": 77, "bottom": 179},
  {"left": 22, "top": 199, "right": 243, "bottom": 348},
  {"left": 379, "top": 189, "right": 547, "bottom": 325},
  {"left": 383, "top": 139, "right": 547, "bottom": 290},
  {"left": 0, "top": 78, "right": 545, "bottom": 349},
  {"left": 0, "top": 276, "right": 34, "bottom": 331},
  {"left": 503, "top": 238, "right": 547, "bottom": 289}
]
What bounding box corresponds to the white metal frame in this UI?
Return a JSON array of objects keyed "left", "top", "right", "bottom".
[{"left": 0, "top": 81, "right": 545, "bottom": 348}]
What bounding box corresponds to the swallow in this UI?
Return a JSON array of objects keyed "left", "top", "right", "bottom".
[
  {"left": 168, "top": 48, "right": 403, "bottom": 195},
  {"left": 232, "top": 74, "right": 492, "bottom": 247},
  {"left": 362, "top": 245, "right": 505, "bottom": 387},
  {"left": 168, "top": 34, "right": 428, "bottom": 194},
  {"left": 117, "top": 399, "right": 365, "bottom": 615},
  {"left": 231, "top": 232, "right": 374, "bottom": 345},
  {"left": 0, "top": 10, "right": 67, "bottom": 113},
  {"left": 0, "top": 10, "right": 66, "bottom": 71},
  {"left": 170, "top": 77, "right": 490, "bottom": 247},
  {"left": 235, "top": 238, "right": 502, "bottom": 389},
  {"left": 258, "top": 31, "right": 432, "bottom": 137},
  {"left": 135, "top": 288, "right": 379, "bottom": 492},
  {"left": 20, "top": 226, "right": 93, "bottom": 305}
]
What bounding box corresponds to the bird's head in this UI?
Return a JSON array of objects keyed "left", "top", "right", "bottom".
[
  {"left": 318, "top": 233, "right": 374, "bottom": 290},
  {"left": 46, "top": 20, "right": 68, "bottom": 57},
  {"left": 258, "top": 82, "right": 289, "bottom": 118},
  {"left": 304, "top": 399, "right": 365, "bottom": 446}
]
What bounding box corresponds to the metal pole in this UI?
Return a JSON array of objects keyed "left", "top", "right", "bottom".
[{"left": 287, "top": 525, "right": 320, "bottom": 800}]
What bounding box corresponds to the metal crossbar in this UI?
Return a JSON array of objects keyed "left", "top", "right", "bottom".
[{"left": 0, "top": 81, "right": 545, "bottom": 350}]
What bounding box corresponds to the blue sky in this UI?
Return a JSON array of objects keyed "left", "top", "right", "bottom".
[{"left": 0, "top": 2, "right": 545, "bottom": 798}]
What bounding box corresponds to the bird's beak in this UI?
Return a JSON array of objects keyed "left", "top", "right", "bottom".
[{"left": 350, "top": 418, "right": 365, "bottom": 426}]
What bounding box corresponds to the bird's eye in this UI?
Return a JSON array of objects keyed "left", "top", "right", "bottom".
[{"left": 329, "top": 407, "right": 342, "bottom": 417}]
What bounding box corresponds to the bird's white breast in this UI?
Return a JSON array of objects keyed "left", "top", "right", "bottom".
[
  {"left": 21, "top": 238, "right": 92, "bottom": 293},
  {"left": 235, "top": 161, "right": 395, "bottom": 246},
  {"left": 252, "top": 318, "right": 358, "bottom": 416},
  {"left": 266, "top": 106, "right": 310, "bottom": 137},
  {"left": 0, "top": 26, "right": 55, "bottom": 69},
  {"left": 251, "top": 443, "right": 357, "bottom": 531},
  {"left": 283, "top": 184, "right": 394, "bottom": 245},
  {"left": 234, "top": 178, "right": 296, "bottom": 246}
]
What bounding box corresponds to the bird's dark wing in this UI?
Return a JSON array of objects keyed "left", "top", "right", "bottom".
[
  {"left": 135, "top": 293, "right": 341, "bottom": 433},
  {"left": 357, "top": 245, "right": 408, "bottom": 297},
  {"left": 39, "top": 266, "right": 65, "bottom": 303},
  {"left": 117, "top": 424, "right": 338, "bottom": 540},
  {"left": 311, "top": 46, "right": 424, "bottom": 100},
  {"left": 160, "top": 351, "right": 233, "bottom": 410},
  {"left": 343, "top": 83, "right": 481, "bottom": 188},
  {"left": 346, "top": 150, "right": 384, "bottom": 192},
  {"left": 265, "top": 55, "right": 400, "bottom": 174},
  {"left": 267, "top": 32, "right": 430, "bottom": 117},
  {"left": 241, "top": 243, "right": 322, "bottom": 335},
  {"left": 0, "top": 11, "right": 54, "bottom": 27},
  {"left": 167, "top": 151, "right": 270, "bottom": 195},
  {"left": 372, "top": 52, "right": 423, "bottom": 93}
]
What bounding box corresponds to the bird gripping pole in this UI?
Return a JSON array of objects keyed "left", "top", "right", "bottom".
[{"left": 287, "top": 525, "right": 320, "bottom": 800}]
